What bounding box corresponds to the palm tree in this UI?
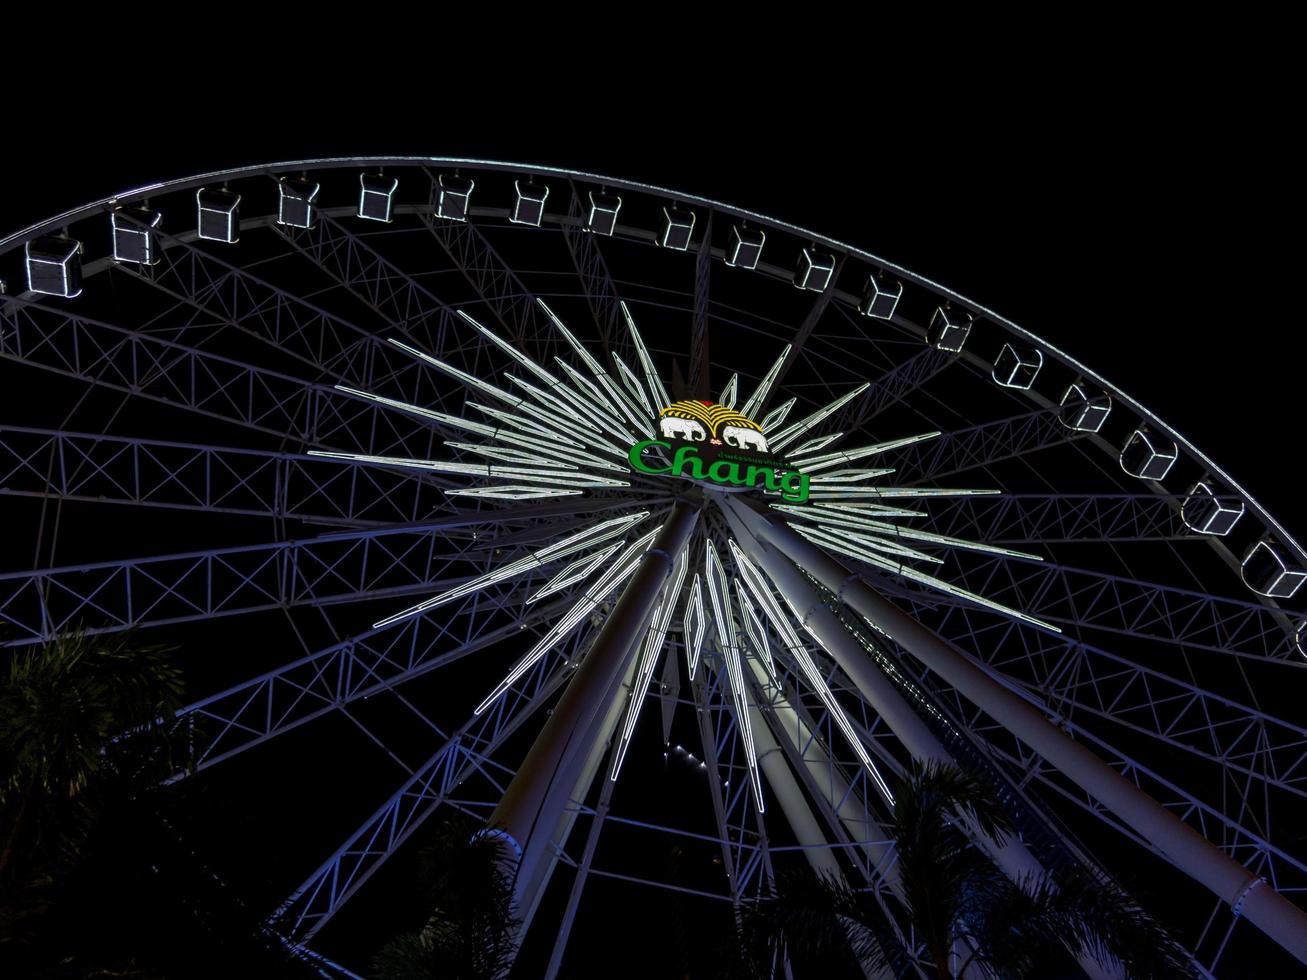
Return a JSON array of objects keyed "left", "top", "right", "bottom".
[
  {"left": 373, "top": 815, "right": 521, "bottom": 980},
  {"left": 0, "top": 629, "right": 184, "bottom": 941},
  {"left": 743, "top": 760, "right": 1194, "bottom": 979}
]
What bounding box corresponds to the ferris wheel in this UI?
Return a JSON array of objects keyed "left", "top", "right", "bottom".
[{"left": 1, "top": 158, "right": 1304, "bottom": 977}]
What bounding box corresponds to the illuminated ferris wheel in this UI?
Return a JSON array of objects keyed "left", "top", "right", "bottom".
[{"left": 2, "top": 159, "right": 1305, "bottom": 977}]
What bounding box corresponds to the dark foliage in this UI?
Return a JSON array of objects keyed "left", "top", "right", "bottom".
[
  {"left": 372, "top": 815, "right": 520, "bottom": 980},
  {"left": 0, "top": 630, "right": 323, "bottom": 978},
  {"left": 743, "top": 761, "right": 1194, "bottom": 979}
]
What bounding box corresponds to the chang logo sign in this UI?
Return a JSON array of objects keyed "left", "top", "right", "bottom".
[{"left": 628, "top": 399, "right": 810, "bottom": 502}]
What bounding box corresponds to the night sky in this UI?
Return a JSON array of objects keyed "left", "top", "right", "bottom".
[{"left": 2, "top": 50, "right": 1300, "bottom": 977}]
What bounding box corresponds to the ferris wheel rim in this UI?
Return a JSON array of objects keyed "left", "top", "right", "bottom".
[
  {"left": 4, "top": 156, "right": 1305, "bottom": 974},
  {"left": 2, "top": 154, "right": 1297, "bottom": 567}
]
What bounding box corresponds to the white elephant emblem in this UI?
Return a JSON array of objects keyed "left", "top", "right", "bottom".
[
  {"left": 720, "top": 425, "right": 768, "bottom": 452},
  {"left": 659, "top": 416, "right": 707, "bottom": 441}
]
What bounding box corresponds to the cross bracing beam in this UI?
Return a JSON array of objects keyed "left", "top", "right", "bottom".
[
  {"left": 121, "top": 215, "right": 418, "bottom": 361},
  {"left": 0, "top": 518, "right": 543, "bottom": 645},
  {"left": 418, "top": 173, "right": 554, "bottom": 353},
  {"left": 888, "top": 407, "right": 1077, "bottom": 485},
  {"left": 0, "top": 426, "right": 450, "bottom": 526},
  {"left": 881, "top": 591, "right": 1307, "bottom": 800},
  {"left": 270, "top": 616, "right": 592, "bottom": 942},
  {"left": 771, "top": 257, "right": 842, "bottom": 394},
  {"left": 170, "top": 570, "right": 580, "bottom": 778},
  {"left": 688, "top": 213, "right": 712, "bottom": 398},
  {"left": 963, "top": 701, "right": 1307, "bottom": 892},
  {"left": 919, "top": 493, "right": 1200, "bottom": 544},
  {"left": 897, "top": 553, "right": 1300, "bottom": 663},
  {"left": 0, "top": 298, "right": 448, "bottom": 460},
  {"left": 860, "top": 597, "right": 1301, "bottom": 887},
  {"left": 827, "top": 344, "right": 957, "bottom": 436},
  {"left": 273, "top": 212, "right": 552, "bottom": 397},
  {"left": 560, "top": 180, "right": 625, "bottom": 349},
  {"left": 270, "top": 212, "right": 452, "bottom": 355},
  {"left": 114, "top": 213, "right": 493, "bottom": 436}
]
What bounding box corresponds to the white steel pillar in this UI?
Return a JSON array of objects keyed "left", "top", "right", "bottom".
[
  {"left": 721, "top": 500, "right": 1054, "bottom": 886},
  {"left": 729, "top": 495, "right": 1307, "bottom": 966},
  {"left": 490, "top": 499, "right": 701, "bottom": 917}
]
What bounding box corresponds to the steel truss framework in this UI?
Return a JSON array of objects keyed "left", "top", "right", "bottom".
[{"left": 1, "top": 158, "right": 1304, "bottom": 978}]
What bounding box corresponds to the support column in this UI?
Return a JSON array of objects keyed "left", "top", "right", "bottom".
[
  {"left": 729, "top": 495, "right": 1307, "bottom": 966},
  {"left": 721, "top": 500, "right": 1052, "bottom": 886},
  {"left": 743, "top": 654, "right": 896, "bottom": 888},
  {"left": 490, "top": 498, "right": 701, "bottom": 916},
  {"left": 541, "top": 649, "right": 642, "bottom": 979}
]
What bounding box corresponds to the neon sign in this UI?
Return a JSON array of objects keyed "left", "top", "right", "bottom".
[{"left": 628, "top": 399, "right": 810, "bottom": 502}]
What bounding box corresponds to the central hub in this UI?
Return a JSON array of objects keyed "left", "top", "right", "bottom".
[{"left": 628, "top": 399, "right": 810, "bottom": 502}]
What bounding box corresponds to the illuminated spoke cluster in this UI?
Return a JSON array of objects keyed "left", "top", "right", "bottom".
[{"left": 309, "top": 304, "right": 1049, "bottom": 821}]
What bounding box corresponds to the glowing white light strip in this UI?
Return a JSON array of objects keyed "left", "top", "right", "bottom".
[
  {"left": 610, "top": 547, "right": 690, "bottom": 781},
  {"left": 735, "top": 582, "right": 776, "bottom": 678},
  {"left": 808, "top": 511, "right": 1041, "bottom": 561},
  {"left": 469, "top": 402, "right": 569, "bottom": 441},
  {"left": 769, "top": 384, "right": 870, "bottom": 453},
  {"left": 466, "top": 403, "right": 626, "bottom": 467},
  {"left": 553, "top": 360, "right": 640, "bottom": 441},
  {"left": 727, "top": 540, "right": 894, "bottom": 803},
  {"left": 372, "top": 512, "right": 649, "bottom": 628},
  {"left": 538, "top": 299, "right": 651, "bottom": 438},
  {"left": 443, "top": 442, "right": 577, "bottom": 469},
  {"left": 704, "top": 540, "right": 738, "bottom": 653},
  {"left": 790, "top": 524, "right": 1061, "bottom": 632},
  {"left": 333, "top": 383, "right": 486, "bottom": 432},
  {"left": 790, "top": 432, "right": 843, "bottom": 457},
  {"left": 538, "top": 299, "right": 606, "bottom": 375},
  {"left": 706, "top": 538, "right": 765, "bottom": 811},
  {"left": 505, "top": 393, "right": 624, "bottom": 455},
  {"left": 776, "top": 502, "right": 924, "bottom": 520},
  {"left": 483, "top": 428, "right": 623, "bottom": 471},
  {"left": 506, "top": 372, "right": 630, "bottom": 451},
  {"left": 806, "top": 488, "right": 924, "bottom": 500},
  {"left": 776, "top": 503, "right": 919, "bottom": 527},
  {"left": 499, "top": 360, "right": 613, "bottom": 437},
  {"left": 386, "top": 337, "right": 619, "bottom": 458},
  {"left": 621, "top": 303, "right": 672, "bottom": 409},
  {"left": 820, "top": 487, "right": 999, "bottom": 500},
  {"left": 728, "top": 541, "right": 790, "bottom": 635},
  {"left": 446, "top": 486, "right": 582, "bottom": 500},
  {"left": 612, "top": 354, "right": 655, "bottom": 421},
  {"left": 305, "top": 450, "right": 629, "bottom": 488},
  {"left": 739, "top": 345, "right": 792, "bottom": 420},
  {"left": 591, "top": 371, "right": 653, "bottom": 441},
  {"left": 722, "top": 635, "right": 766, "bottom": 812},
  {"left": 597, "top": 368, "right": 655, "bottom": 439},
  {"left": 804, "top": 523, "right": 944, "bottom": 565},
  {"left": 786, "top": 636, "right": 895, "bottom": 804},
  {"left": 457, "top": 310, "right": 564, "bottom": 390},
  {"left": 528, "top": 542, "right": 623, "bottom": 603},
  {"left": 498, "top": 376, "right": 629, "bottom": 459},
  {"left": 475, "top": 529, "right": 658, "bottom": 715},
  {"left": 388, "top": 337, "right": 520, "bottom": 404},
  {"left": 719, "top": 374, "right": 739, "bottom": 410},
  {"left": 790, "top": 432, "right": 941, "bottom": 473},
  {"left": 760, "top": 397, "right": 796, "bottom": 433},
  {"left": 808, "top": 468, "right": 897, "bottom": 485},
  {"left": 685, "top": 575, "right": 707, "bottom": 680},
  {"left": 389, "top": 335, "right": 627, "bottom": 461}
]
